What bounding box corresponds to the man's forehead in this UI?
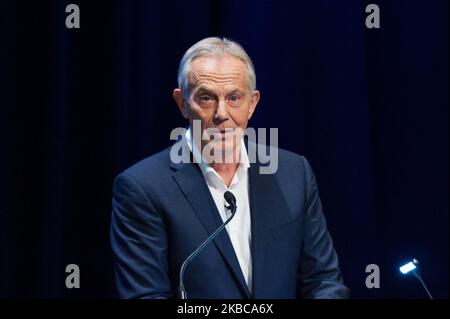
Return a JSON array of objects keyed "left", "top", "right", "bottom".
[
  {"left": 194, "top": 85, "right": 244, "bottom": 94},
  {"left": 191, "top": 56, "right": 247, "bottom": 77},
  {"left": 189, "top": 56, "right": 249, "bottom": 89}
]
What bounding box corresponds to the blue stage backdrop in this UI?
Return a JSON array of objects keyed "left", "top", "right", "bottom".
[{"left": 0, "top": 0, "right": 448, "bottom": 298}]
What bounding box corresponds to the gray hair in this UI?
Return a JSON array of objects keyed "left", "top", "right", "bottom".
[{"left": 177, "top": 37, "right": 256, "bottom": 98}]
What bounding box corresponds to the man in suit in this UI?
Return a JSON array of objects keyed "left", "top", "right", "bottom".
[{"left": 110, "top": 37, "right": 349, "bottom": 299}]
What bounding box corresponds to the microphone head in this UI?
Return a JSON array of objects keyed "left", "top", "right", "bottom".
[{"left": 224, "top": 191, "right": 236, "bottom": 207}]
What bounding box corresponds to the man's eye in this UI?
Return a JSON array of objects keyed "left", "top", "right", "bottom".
[
  {"left": 229, "top": 95, "right": 240, "bottom": 102},
  {"left": 200, "top": 95, "right": 213, "bottom": 102}
]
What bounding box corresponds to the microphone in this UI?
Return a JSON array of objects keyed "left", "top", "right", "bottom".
[
  {"left": 179, "top": 191, "right": 237, "bottom": 299},
  {"left": 224, "top": 191, "right": 237, "bottom": 211}
]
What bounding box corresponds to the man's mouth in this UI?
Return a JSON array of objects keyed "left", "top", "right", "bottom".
[{"left": 203, "top": 128, "right": 238, "bottom": 142}]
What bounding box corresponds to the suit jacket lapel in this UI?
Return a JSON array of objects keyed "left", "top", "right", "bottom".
[
  {"left": 248, "top": 152, "right": 293, "bottom": 298},
  {"left": 171, "top": 160, "right": 251, "bottom": 298}
]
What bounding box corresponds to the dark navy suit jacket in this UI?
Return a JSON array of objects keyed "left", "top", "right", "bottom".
[{"left": 110, "top": 141, "right": 349, "bottom": 299}]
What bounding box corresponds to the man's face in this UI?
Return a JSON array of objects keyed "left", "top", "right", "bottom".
[{"left": 173, "top": 55, "right": 260, "bottom": 157}]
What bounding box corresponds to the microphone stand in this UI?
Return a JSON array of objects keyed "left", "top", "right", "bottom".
[{"left": 179, "top": 192, "right": 237, "bottom": 299}]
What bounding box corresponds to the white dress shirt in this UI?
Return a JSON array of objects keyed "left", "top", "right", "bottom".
[{"left": 185, "top": 127, "right": 252, "bottom": 292}]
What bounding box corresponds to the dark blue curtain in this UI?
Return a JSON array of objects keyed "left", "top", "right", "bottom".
[{"left": 0, "top": 0, "right": 447, "bottom": 298}]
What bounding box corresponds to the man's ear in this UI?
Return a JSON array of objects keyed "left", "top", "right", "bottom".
[
  {"left": 173, "top": 88, "right": 188, "bottom": 119},
  {"left": 247, "top": 90, "right": 260, "bottom": 120}
]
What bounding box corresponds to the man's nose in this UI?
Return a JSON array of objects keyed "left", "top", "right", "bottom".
[{"left": 214, "top": 99, "right": 229, "bottom": 122}]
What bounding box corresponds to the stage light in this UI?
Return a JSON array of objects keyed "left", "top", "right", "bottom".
[
  {"left": 399, "top": 258, "right": 433, "bottom": 299},
  {"left": 399, "top": 259, "right": 417, "bottom": 274}
]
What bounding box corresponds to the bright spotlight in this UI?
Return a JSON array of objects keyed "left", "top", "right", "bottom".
[
  {"left": 399, "top": 258, "right": 433, "bottom": 299},
  {"left": 399, "top": 259, "right": 418, "bottom": 274}
]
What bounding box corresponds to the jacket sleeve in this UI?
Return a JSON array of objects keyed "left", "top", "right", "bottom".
[
  {"left": 110, "top": 173, "right": 173, "bottom": 299},
  {"left": 297, "top": 156, "right": 350, "bottom": 299}
]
